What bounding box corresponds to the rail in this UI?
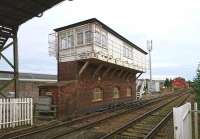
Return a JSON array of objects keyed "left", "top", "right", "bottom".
[
  {"left": 49, "top": 93, "right": 182, "bottom": 139},
  {"left": 0, "top": 93, "right": 181, "bottom": 139},
  {"left": 100, "top": 94, "right": 187, "bottom": 139}
]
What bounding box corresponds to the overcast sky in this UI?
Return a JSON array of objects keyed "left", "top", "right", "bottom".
[{"left": 1, "top": 0, "right": 200, "bottom": 80}]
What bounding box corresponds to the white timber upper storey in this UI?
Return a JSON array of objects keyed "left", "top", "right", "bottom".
[{"left": 49, "top": 19, "right": 147, "bottom": 72}]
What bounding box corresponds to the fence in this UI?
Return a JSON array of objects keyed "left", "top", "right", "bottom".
[
  {"left": 173, "top": 102, "right": 192, "bottom": 139},
  {"left": 0, "top": 98, "right": 33, "bottom": 129},
  {"left": 173, "top": 102, "right": 199, "bottom": 139}
]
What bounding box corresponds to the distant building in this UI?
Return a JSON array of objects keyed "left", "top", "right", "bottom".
[
  {"left": 172, "top": 77, "right": 188, "bottom": 89},
  {"left": 143, "top": 79, "right": 162, "bottom": 92},
  {"left": 150, "top": 80, "right": 161, "bottom": 92},
  {"left": 0, "top": 73, "right": 56, "bottom": 102}
]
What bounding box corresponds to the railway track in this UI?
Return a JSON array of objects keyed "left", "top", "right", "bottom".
[
  {"left": 47, "top": 93, "right": 184, "bottom": 139},
  {"left": 153, "top": 116, "right": 174, "bottom": 139},
  {"left": 0, "top": 93, "right": 183, "bottom": 139},
  {"left": 100, "top": 94, "right": 188, "bottom": 139},
  {"left": 151, "top": 92, "right": 194, "bottom": 139},
  {"left": 0, "top": 98, "right": 149, "bottom": 139}
]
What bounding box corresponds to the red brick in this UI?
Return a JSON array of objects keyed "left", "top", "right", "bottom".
[{"left": 39, "top": 59, "right": 138, "bottom": 120}]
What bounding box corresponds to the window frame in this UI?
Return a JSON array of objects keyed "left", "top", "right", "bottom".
[
  {"left": 126, "top": 87, "right": 132, "bottom": 97},
  {"left": 95, "top": 30, "right": 101, "bottom": 45},
  {"left": 92, "top": 87, "right": 103, "bottom": 102},
  {"left": 123, "top": 45, "right": 133, "bottom": 59},
  {"left": 85, "top": 31, "right": 93, "bottom": 44},
  {"left": 102, "top": 33, "right": 108, "bottom": 48},
  {"left": 60, "top": 36, "right": 66, "bottom": 49},
  {"left": 113, "top": 87, "right": 120, "bottom": 99},
  {"left": 59, "top": 32, "right": 66, "bottom": 50},
  {"left": 77, "top": 32, "right": 84, "bottom": 46},
  {"left": 67, "top": 35, "right": 74, "bottom": 48}
]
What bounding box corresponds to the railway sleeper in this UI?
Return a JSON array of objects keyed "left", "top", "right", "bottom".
[
  {"left": 133, "top": 126, "right": 154, "bottom": 131},
  {"left": 134, "top": 124, "right": 155, "bottom": 130},
  {"left": 114, "top": 134, "right": 138, "bottom": 139},
  {"left": 142, "top": 116, "right": 163, "bottom": 121},
  {"left": 156, "top": 132, "right": 168, "bottom": 137},
  {"left": 45, "top": 127, "right": 76, "bottom": 138},
  {"left": 121, "top": 127, "right": 153, "bottom": 137},
  {"left": 150, "top": 112, "right": 168, "bottom": 117},
  {"left": 127, "top": 127, "right": 151, "bottom": 132},
  {"left": 120, "top": 131, "right": 146, "bottom": 138},
  {"left": 125, "top": 128, "right": 151, "bottom": 134},
  {"left": 138, "top": 119, "right": 161, "bottom": 126}
]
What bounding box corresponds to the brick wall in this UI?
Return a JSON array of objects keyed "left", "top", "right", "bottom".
[
  {"left": 58, "top": 61, "right": 79, "bottom": 81},
  {"left": 40, "top": 59, "right": 138, "bottom": 119},
  {"left": 76, "top": 79, "right": 136, "bottom": 111}
]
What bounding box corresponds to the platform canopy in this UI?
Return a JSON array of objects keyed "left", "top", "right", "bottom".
[
  {"left": 0, "top": 0, "right": 65, "bottom": 43},
  {"left": 0, "top": 0, "right": 65, "bottom": 97},
  {"left": 0, "top": 0, "right": 65, "bottom": 28}
]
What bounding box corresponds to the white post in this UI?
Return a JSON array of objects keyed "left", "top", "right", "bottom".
[
  {"left": 3, "top": 99, "right": 5, "bottom": 128},
  {"left": 30, "top": 98, "right": 33, "bottom": 126},
  {"left": 9, "top": 98, "right": 11, "bottom": 128},
  {"left": 11, "top": 98, "right": 14, "bottom": 128},
  {"left": 25, "top": 98, "right": 27, "bottom": 125},
  {"left": 22, "top": 98, "right": 24, "bottom": 125},
  {"left": 16, "top": 98, "right": 19, "bottom": 126},
  {"left": 6, "top": 99, "right": 8, "bottom": 128},
  {"left": 13, "top": 99, "right": 16, "bottom": 127},
  {"left": 188, "top": 103, "right": 192, "bottom": 139},
  {"left": 27, "top": 98, "right": 29, "bottom": 125},
  {"left": 194, "top": 102, "right": 198, "bottom": 139},
  {"left": 19, "top": 98, "right": 21, "bottom": 125}
]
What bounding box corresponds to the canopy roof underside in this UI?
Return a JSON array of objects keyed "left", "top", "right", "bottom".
[
  {"left": 0, "top": 0, "right": 65, "bottom": 28},
  {"left": 0, "top": 0, "right": 65, "bottom": 47}
]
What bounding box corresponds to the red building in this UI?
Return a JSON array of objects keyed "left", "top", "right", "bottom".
[
  {"left": 39, "top": 19, "right": 147, "bottom": 119},
  {"left": 172, "top": 77, "right": 188, "bottom": 89}
]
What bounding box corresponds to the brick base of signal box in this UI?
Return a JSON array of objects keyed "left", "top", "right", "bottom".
[{"left": 39, "top": 59, "right": 138, "bottom": 120}]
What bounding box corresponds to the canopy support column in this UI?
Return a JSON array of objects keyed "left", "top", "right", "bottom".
[
  {"left": 0, "top": 26, "right": 19, "bottom": 98},
  {"left": 13, "top": 29, "right": 19, "bottom": 98}
]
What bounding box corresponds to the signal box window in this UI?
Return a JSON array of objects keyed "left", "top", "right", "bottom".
[
  {"left": 67, "top": 35, "right": 74, "bottom": 48},
  {"left": 95, "top": 31, "right": 101, "bottom": 45},
  {"left": 60, "top": 35, "right": 66, "bottom": 49},
  {"left": 102, "top": 34, "right": 107, "bottom": 48},
  {"left": 113, "top": 87, "right": 120, "bottom": 99},
  {"left": 77, "top": 32, "right": 84, "bottom": 45},
  {"left": 92, "top": 88, "right": 103, "bottom": 102},
  {"left": 85, "top": 31, "right": 92, "bottom": 44},
  {"left": 127, "top": 87, "right": 132, "bottom": 97}
]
